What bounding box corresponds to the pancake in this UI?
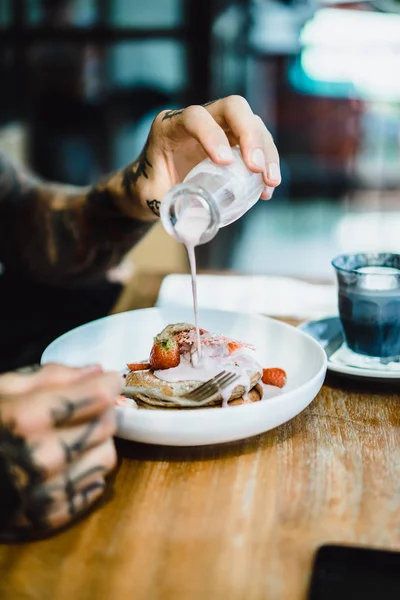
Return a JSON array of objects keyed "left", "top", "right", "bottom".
[
  {"left": 122, "top": 321, "right": 265, "bottom": 410},
  {"left": 131, "top": 381, "right": 263, "bottom": 410},
  {"left": 125, "top": 368, "right": 262, "bottom": 409}
]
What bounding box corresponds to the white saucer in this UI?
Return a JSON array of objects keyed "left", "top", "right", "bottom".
[
  {"left": 41, "top": 307, "right": 327, "bottom": 447},
  {"left": 299, "top": 316, "right": 400, "bottom": 380}
]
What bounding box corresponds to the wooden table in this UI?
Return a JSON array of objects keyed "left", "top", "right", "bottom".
[{"left": 1, "top": 272, "right": 400, "bottom": 600}]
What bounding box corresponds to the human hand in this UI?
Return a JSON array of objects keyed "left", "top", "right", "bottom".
[
  {"left": 0, "top": 363, "right": 121, "bottom": 540},
  {"left": 121, "top": 95, "right": 281, "bottom": 219}
]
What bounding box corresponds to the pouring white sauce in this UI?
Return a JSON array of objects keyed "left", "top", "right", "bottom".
[
  {"left": 173, "top": 204, "right": 212, "bottom": 358},
  {"left": 159, "top": 194, "right": 261, "bottom": 404}
]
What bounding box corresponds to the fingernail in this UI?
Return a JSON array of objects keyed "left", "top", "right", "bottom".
[
  {"left": 251, "top": 148, "right": 265, "bottom": 170},
  {"left": 268, "top": 162, "right": 281, "bottom": 182},
  {"left": 218, "top": 145, "right": 233, "bottom": 161},
  {"left": 263, "top": 185, "right": 274, "bottom": 199},
  {"left": 80, "top": 364, "right": 103, "bottom": 375}
]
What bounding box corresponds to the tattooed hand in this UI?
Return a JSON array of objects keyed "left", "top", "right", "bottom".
[
  {"left": 0, "top": 95, "right": 280, "bottom": 284},
  {"left": 121, "top": 95, "right": 282, "bottom": 219},
  {"left": 0, "top": 363, "right": 121, "bottom": 541}
]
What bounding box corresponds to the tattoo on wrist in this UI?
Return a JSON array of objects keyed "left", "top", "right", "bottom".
[
  {"left": 146, "top": 199, "right": 161, "bottom": 218},
  {"left": 122, "top": 137, "right": 152, "bottom": 197},
  {"left": 0, "top": 149, "right": 153, "bottom": 285}
]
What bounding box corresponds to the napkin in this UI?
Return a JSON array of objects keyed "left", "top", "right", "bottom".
[{"left": 156, "top": 274, "right": 338, "bottom": 320}]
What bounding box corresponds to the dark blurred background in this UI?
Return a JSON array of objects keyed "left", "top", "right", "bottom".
[{"left": 1, "top": 0, "right": 399, "bottom": 283}]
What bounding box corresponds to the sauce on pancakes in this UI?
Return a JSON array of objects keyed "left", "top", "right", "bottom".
[{"left": 155, "top": 336, "right": 262, "bottom": 406}]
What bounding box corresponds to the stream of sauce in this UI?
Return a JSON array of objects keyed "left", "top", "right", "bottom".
[
  {"left": 161, "top": 203, "right": 262, "bottom": 403},
  {"left": 186, "top": 244, "right": 201, "bottom": 357},
  {"left": 173, "top": 206, "right": 211, "bottom": 358}
]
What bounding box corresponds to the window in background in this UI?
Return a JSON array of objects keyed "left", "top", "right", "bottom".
[
  {"left": 5, "top": 0, "right": 397, "bottom": 281},
  {"left": 26, "top": 0, "right": 98, "bottom": 26},
  {"left": 110, "top": 40, "right": 186, "bottom": 94},
  {"left": 111, "top": 0, "right": 183, "bottom": 28},
  {"left": 26, "top": 0, "right": 44, "bottom": 25},
  {"left": 109, "top": 39, "right": 187, "bottom": 168},
  {"left": 107, "top": 0, "right": 186, "bottom": 168},
  {"left": 0, "top": 0, "right": 211, "bottom": 184},
  {"left": 290, "top": 8, "right": 400, "bottom": 190},
  {"left": 201, "top": 0, "right": 400, "bottom": 280},
  {"left": 296, "top": 9, "right": 400, "bottom": 102},
  {"left": 0, "top": 0, "right": 11, "bottom": 26}
]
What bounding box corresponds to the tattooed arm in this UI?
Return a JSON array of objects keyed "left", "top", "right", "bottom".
[
  {"left": 0, "top": 364, "right": 120, "bottom": 540},
  {"left": 0, "top": 145, "right": 158, "bottom": 286},
  {"left": 0, "top": 96, "right": 281, "bottom": 286}
]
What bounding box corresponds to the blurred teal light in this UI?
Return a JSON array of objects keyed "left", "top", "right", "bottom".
[{"left": 290, "top": 8, "right": 400, "bottom": 100}]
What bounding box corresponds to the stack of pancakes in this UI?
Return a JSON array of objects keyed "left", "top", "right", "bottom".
[{"left": 125, "top": 368, "right": 263, "bottom": 409}]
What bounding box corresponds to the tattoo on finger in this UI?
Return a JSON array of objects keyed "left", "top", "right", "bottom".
[
  {"left": 51, "top": 397, "right": 92, "bottom": 427},
  {"left": 10, "top": 465, "right": 107, "bottom": 534},
  {"left": 65, "top": 474, "right": 75, "bottom": 517},
  {"left": 80, "top": 480, "right": 105, "bottom": 509},
  {"left": 0, "top": 409, "right": 109, "bottom": 536},
  {"left": 59, "top": 467, "right": 107, "bottom": 519},
  {"left": 162, "top": 101, "right": 218, "bottom": 122},
  {"left": 72, "top": 465, "right": 107, "bottom": 486},
  {"left": 60, "top": 418, "right": 101, "bottom": 464},
  {"left": 162, "top": 108, "right": 184, "bottom": 121}
]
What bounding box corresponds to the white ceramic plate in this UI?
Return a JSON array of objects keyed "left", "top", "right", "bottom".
[{"left": 41, "top": 307, "right": 327, "bottom": 446}]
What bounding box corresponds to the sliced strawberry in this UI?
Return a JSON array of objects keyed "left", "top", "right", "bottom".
[
  {"left": 262, "top": 368, "right": 286, "bottom": 388},
  {"left": 127, "top": 362, "right": 151, "bottom": 371},
  {"left": 150, "top": 337, "right": 180, "bottom": 370},
  {"left": 227, "top": 341, "right": 243, "bottom": 354}
]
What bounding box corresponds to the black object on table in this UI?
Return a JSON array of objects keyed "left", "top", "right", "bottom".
[{"left": 308, "top": 544, "right": 400, "bottom": 600}]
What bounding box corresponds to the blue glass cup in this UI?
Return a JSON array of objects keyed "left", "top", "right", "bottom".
[{"left": 332, "top": 253, "right": 400, "bottom": 358}]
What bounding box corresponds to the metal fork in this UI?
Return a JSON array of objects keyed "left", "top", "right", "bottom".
[
  {"left": 122, "top": 370, "right": 241, "bottom": 407},
  {"left": 183, "top": 371, "right": 240, "bottom": 403}
]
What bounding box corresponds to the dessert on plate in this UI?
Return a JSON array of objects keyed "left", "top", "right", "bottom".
[{"left": 116, "top": 323, "right": 286, "bottom": 410}]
